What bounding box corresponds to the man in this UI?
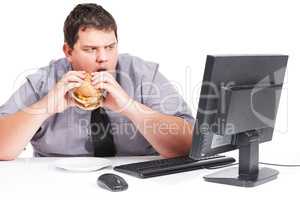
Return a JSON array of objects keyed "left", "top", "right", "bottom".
[{"left": 0, "top": 3, "right": 194, "bottom": 160}]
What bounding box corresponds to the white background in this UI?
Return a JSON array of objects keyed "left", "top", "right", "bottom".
[{"left": 0, "top": 0, "right": 299, "bottom": 197}]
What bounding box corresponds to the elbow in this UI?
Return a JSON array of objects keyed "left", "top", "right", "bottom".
[
  {"left": 0, "top": 148, "right": 19, "bottom": 161},
  {"left": 159, "top": 141, "right": 192, "bottom": 158},
  {"left": 0, "top": 154, "right": 17, "bottom": 161},
  {"left": 160, "top": 148, "right": 190, "bottom": 159},
  {"left": 160, "top": 152, "right": 188, "bottom": 159},
  {"left": 160, "top": 153, "right": 179, "bottom": 159}
]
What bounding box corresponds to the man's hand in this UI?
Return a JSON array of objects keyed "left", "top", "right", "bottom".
[
  {"left": 45, "top": 71, "right": 86, "bottom": 114},
  {"left": 91, "top": 71, "right": 133, "bottom": 113}
]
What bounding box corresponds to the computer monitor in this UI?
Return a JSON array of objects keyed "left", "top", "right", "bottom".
[{"left": 189, "top": 55, "right": 288, "bottom": 187}]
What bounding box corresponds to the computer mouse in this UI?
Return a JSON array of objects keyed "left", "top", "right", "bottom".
[{"left": 97, "top": 173, "right": 128, "bottom": 192}]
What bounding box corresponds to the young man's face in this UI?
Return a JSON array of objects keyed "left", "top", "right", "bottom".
[{"left": 64, "top": 28, "right": 118, "bottom": 73}]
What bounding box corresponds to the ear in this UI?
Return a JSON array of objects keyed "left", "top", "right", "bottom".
[{"left": 63, "top": 43, "right": 73, "bottom": 63}]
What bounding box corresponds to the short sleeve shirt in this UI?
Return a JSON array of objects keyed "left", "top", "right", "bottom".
[{"left": 0, "top": 54, "right": 195, "bottom": 157}]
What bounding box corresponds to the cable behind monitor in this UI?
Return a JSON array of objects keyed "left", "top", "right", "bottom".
[{"left": 205, "top": 162, "right": 300, "bottom": 169}]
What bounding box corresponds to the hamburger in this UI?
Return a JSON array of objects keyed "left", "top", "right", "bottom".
[{"left": 71, "top": 73, "right": 105, "bottom": 110}]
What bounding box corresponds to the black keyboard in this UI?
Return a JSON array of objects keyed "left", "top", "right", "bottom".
[{"left": 114, "top": 155, "right": 235, "bottom": 178}]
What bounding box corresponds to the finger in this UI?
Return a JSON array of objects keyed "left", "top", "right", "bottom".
[
  {"left": 91, "top": 72, "right": 116, "bottom": 85},
  {"left": 92, "top": 75, "right": 111, "bottom": 85},
  {"left": 66, "top": 94, "right": 77, "bottom": 107},
  {"left": 66, "top": 70, "right": 86, "bottom": 79},
  {"left": 92, "top": 71, "right": 115, "bottom": 81},
  {"left": 64, "top": 75, "right": 85, "bottom": 83},
  {"left": 93, "top": 82, "right": 114, "bottom": 93},
  {"left": 65, "top": 82, "right": 82, "bottom": 92}
]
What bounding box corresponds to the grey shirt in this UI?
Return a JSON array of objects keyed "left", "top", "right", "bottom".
[{"left": 0, "top": 54, "right": 194, "bottom": 157}]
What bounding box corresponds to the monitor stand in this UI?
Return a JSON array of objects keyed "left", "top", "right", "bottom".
[{"left": 203, "top": 130, "right": 279, "bottom": 187}]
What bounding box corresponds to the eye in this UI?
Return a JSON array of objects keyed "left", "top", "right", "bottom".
[
  {"left": 84, "top": 48, "right": 97, "bottom": 53},
  {"left": 105, "top": 44, "right": 116, "bottom": 50}
]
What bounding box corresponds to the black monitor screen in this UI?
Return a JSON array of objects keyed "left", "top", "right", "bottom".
[{"left": 189, "top": 55, "right": 288, "bottom": 159}]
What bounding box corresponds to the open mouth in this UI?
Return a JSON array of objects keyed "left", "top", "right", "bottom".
[{"left": 97, "top": 68, "right": 107, "bottom": 72}]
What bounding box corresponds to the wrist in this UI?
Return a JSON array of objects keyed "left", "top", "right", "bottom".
[
  {"left": 21, "top": 96, "right": 55, "bottom": 121},
  {"left": 122, "top": 99, "right": 139, "bottom": 120},
  {"left": 122, "top": 100, "right": 158, "bottom": 123}
]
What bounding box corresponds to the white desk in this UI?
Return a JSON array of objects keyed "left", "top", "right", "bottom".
[{"left": 0, "top": 156, "right": 299, "bottom": 200}]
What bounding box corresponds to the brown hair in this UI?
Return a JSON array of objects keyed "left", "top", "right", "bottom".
[{"left": 63, "top": 3, "right": 118, "bottom": 48}]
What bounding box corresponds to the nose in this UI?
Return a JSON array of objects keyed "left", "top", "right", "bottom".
[{"left": 96, "top": 48, "right": 108, "bottom": 63}]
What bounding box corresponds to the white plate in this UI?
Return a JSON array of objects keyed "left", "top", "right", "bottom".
[{"left": 53, "top": 157, "right": 112, "bottom": 172}]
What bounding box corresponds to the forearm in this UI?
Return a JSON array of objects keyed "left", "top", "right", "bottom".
[
  {"left": 0, "top": 97, "right": 53, "bottom": 160},
  {"left": 123, "top": 101, "right": 193, "bottom": 158}
]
